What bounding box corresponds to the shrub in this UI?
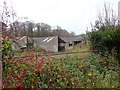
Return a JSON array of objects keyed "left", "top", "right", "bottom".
[
  {"left": 0, "top": 36, "right": 15, "bottom": 70},
  {"left": 88, "top": 26, "right": 120, "bottom": 64},
  {"left": 0, "top": 36, "right": 14, "bottom": 58}
]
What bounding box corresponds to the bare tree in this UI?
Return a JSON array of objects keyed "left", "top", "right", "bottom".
[
  {"left": 94, "top": 3, "right": 117, "bottom": 30},
  {"left": 27, "top": 21, "right": 34, "bottom": 37},
  {"left": 0, "top": 0, "right": 17, "bottom": 38}
]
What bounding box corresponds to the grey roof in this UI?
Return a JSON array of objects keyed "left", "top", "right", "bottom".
[
  {"left": 32, "top": 36, "right": 58, "bottom": 44},
  {"left": 60, "top": 36, "right": 84, "bottom": 42},
  {"left": 32, "top": 36, "right": 83, "bottom": 43},
  {"left": 32, "top": 36, "right": 66, "bottom": 44}
]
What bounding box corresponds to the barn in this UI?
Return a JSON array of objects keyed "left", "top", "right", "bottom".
[
  {"left": 11, "top": 36, "right": 83, "bottom": 52},
  {"left": 32, "top": 36, "right": 66, "bottom": 52},
  {"left": 11, "top": 36, "right": 34, "bottom": 51},
  {"left": 60, "top": 36, "right": 84, "bottom": 47},
  {"left": 32, "top": 36, "right": 83, "bottom": 52}
]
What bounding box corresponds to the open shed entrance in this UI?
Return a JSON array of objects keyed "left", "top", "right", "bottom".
[
  {"left": 58, "top": 37, "right": 66, "bottom": 51},
  {"left": 74, "top": 41, "right": 82, "bottom": 45}
]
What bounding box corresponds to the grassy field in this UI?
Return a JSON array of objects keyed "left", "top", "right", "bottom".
[{"left": 67, "top": 41, "right": 90, "bottom": 52}]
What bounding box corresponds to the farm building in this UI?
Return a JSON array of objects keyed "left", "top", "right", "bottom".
[
  {"left": 11, "top": 36, "right": 83, "bottom": 52},
  {"left": 60, "top": 36, "right": 84, "bottom": 47},
  {"left": 11, "top": 36, "right": 34, "bottom": 51},
  {"left": 32, "top": 36, "right": 66, "bottom": 52},
  {"left": 32, "top": 36, "right": 83, "bottom": 52}
]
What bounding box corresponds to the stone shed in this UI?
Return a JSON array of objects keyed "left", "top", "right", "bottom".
[
  {"left": 60, "top": 36, "right": 84, "bottom": 47},
  {"left": 32, "top": 36, "right": 66, "bottom": 52},
  {"left": 11, "top": 36, "right": 34, "bottom": 51}
]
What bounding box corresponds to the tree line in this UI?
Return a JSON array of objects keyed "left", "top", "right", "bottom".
[
  {"left": 2, "top": 21, "right": 75, "bottom": 39},
  {"left": 8, "top": 21, "right": 75, "bottom": 38}
]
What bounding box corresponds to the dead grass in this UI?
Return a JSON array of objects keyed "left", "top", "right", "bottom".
[{"left": 67, "top": 41, "right": 90, "bottom": 52}]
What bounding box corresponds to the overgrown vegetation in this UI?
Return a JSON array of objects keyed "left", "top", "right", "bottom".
[
  {"left": 1, "top": 36, "right": 120, "bottom": 88},
  {"left": 87, "top": 3, "right": 120, "bottom": 64},
  {"left": 88, "top": 26, "right": 120, "bottom": 63},
  {"left": 2, "top": 52, "right": 120, "bottom": 88},
  {"left": 0, "top": 36, "right": 14, "bottom": 59}
]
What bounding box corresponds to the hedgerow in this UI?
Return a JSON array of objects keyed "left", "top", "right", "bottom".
[{"left": 88, "top": 26, "right": 120, "bottom": 64}]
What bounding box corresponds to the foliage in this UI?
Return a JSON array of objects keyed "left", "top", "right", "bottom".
[
  {"left": 88, "top": 26, "right": 120, "bottom": 64},
  {"left": 0, "top": 36, "right": 14, "bottom": 59},
  {"left": 88, "top": 3, "right": 120, "bottom": 63},
  {"left": 2, "top": 52, "right": 120, "bottom": 88},
  {"left": 0, "top": 36, "right": 15, "bottom": 72}
]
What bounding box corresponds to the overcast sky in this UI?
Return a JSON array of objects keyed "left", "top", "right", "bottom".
[{"left": 1, "top": 0, "right": 119, "bottom": 35}]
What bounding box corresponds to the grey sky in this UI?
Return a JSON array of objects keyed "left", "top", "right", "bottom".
[{"left": 1, "top": 0, "right": 119, "bottom": 35}]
